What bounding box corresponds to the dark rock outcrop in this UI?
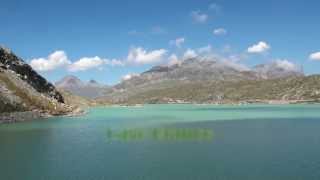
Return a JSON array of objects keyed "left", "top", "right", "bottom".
[{"left": 0, "top": 47, "right": 64, "bottom": 103}]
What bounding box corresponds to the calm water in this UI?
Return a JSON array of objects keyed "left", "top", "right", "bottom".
[{"left": 1, "top": 104, "right": 320, "bottom": 180}]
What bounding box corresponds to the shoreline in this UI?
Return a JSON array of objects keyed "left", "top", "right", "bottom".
[
  {"left": 0, "top": 107, "right": 87, "bottom": 124},
  {"left": 114, "top": 99, "right": 320, "bottom": 106},
  {"left": 1, "top": 100, "right": 319, "bottom": 124}
]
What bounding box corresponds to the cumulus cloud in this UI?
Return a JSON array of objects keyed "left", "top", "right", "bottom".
[
  {"left": 213, "top": 28, "right": 227, "bottom": 36},
  {"left": 274, "top": 59, "right": 299, "bottom": 71},
  {"left": 168, "top": 54, "right": 182, "bottom": 66},
  {"left": 191, "top": 11, "right": 208, "bottom": 23},
  {"left": 30, "top": 51, "right": 125, "bottom": 72},
  {"left": 183, "top": 49, "right": 198, "bottom": 59},
  {"left": 180, "top": 45, "right": 214, "bottom": 60},
  {"left": 106, "top": 59, "right": 125, "bottom": 66},
  {"left": 127, "top": 47, "right": 167, "bottom": 65},
  {"left": 309, "top": 52, "right": 320, "bottom": 61},
  {"left": 30, "top": 51, "right": 71, "bottom": 72},
  {"left": 247, "top": 41, "right": 271, "bottom": 54},
  {"left": 68, "top": 56, "right": 105, "bottom": 72},
  {"left": 69, "top": 56, "right": 124, "bottom": 72},
  {"left": 197, "top": 45, "right": 212, "bottom": 54},
  {"left": 169, "top": 37, "right": 185, "bottom": 48},
  {"left": 221, "top": 59, "right": 250, "bottom": 72},
  {"left": 122, "top": 73, "right": 140, "bottom": 81}
]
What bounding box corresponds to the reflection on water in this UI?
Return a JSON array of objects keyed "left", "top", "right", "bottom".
[{"left": 106, "top": 128, "right": 214, "bottom": 142}]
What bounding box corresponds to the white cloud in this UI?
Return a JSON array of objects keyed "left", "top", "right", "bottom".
[
  {"left": 69, "top": 56, "right": 124, "bottom": 72},
  {"left": 197, "top": 45, "right": 212, "bottom": 54},
  {"left": 191, "top": 11, "right": 208, "bottom": 23},
  {"left": 221, "top": 60, "right": 250, "bottom": 72},
  {"left": 169, "top": 37, "right": 185, "bottom": 48},
  {"left": 183, "top": 49, "right": 198, "bottom": 59},
  {"left": 68, "top": 56, "right": 106, "bottom": 72},
  {"left": 181, "top": 45, "right": 213, "bottom": 60},
  {"left": 105, "top": 59, "right": 125, "bottom": 66},
  {"left": 247, "top": 41, "right": 271, "bottom": 54},
  {"left": 30, "top": 51, "right": 124, "bottom": 72},
  {"left": 30, "top": 51, "right": 71, "bottom": 72},
  {"left": 309, "top": 52, "right": 320, "bottom": 61},
  {"left": 122, "top": 73, "right": 140, "bottom": 81},
  {"left": 213, "top": 28, "right": 227, "bottom": 36},
  {"left": 274, "top": 59, "right": 299, "bottom": 71},
  {"left": 30, "top": 47, "right": 168, "bottom": 72},
  {"left": 127, "top": 47, "right": 167, "bottom": 65},
  {"left": 168, "top": 54, "right": 181, "bottom": 66}
]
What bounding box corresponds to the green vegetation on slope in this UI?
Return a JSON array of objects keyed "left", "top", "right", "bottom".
[{"left": 105, "top": 75, "right": 320, "bottom": 104}]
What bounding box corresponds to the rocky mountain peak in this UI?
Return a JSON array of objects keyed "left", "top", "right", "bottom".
[
  {"left": 55, "top": 76, "right": 109, "bottom": 99},
  {"left": 55, "top": 75, "right": 83, "bottom": 88}
]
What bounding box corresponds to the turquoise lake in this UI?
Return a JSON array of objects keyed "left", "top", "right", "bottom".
[{"left": 1, "top": 104, "right": 320, "bottom": 180}]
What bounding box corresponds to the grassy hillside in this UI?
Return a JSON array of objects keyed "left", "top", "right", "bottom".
[{"left": 102, "top": 75, "right": 320, "bottom": 104}]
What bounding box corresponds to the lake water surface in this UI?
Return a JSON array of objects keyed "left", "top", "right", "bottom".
[{"left": 1, "top": 104, "right": 320, "bottom": 180}]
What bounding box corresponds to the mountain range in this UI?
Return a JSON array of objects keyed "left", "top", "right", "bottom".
[
  {"left": 100, "top": 57, "right": 314, "bottom": 104},
  {"left": 1, "top": 46, "right": 320, "bottom": 122},
  {"left": 113, "top": 57, "right": 304, "bottom": 91}
]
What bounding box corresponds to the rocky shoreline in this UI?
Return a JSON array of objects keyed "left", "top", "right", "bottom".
[
  {"left": 0, "top": 107, "right": 86, "bottom": 124},
  {"left": 119, "top": 99, "right": 320, "bottom": 106},
  {"left": 1, "top": 99, "right": 319, "bottom": 124}
]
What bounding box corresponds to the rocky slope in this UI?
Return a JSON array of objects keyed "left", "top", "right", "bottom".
[
  {"left": 101, "top": 57, "right": 307, "bottom": 104},
  {"left": 58, "top": 88, "right": 101, "bottom": 108},
  {"left": 114, "top": 58, "right": 259, "bottom": 90},
  {"left": 114, "top": 75, "right": 320, "bottom": 104},
  {"left": 55, "top": 75, "right": 110, "bottom": 99},
  {"left": 0, "top": 47, "right": 73, "bottom": 122}
]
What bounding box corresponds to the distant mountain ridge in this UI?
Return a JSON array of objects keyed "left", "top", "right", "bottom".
[
  {"left": 113, "top": 57, "right": 303, "bottom": 90},
  {"left": 100, "top": 57, "right": 314, "bottom": 104},
  {"left": 114, "top": 58, "right": 260, "bottom": 90},
  {"left": 55, "top": 75, "right": 110, "bottom": 99}
]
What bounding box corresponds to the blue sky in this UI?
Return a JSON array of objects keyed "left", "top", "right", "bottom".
[{"left": 1, "top": 0, "right": 320, "bottom": 84}]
